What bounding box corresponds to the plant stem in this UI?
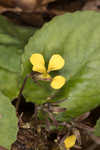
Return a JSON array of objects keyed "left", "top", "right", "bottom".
[{"left": 16, "top": 73, "right": 31, "bottom": 113}]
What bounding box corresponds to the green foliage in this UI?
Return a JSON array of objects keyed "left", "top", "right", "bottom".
[
  {"left": 0, "top": 15, "right": 36, "bottom": 99},
  {"left": 0, "top": 92, "right": 18, "bottom": 149},
  {"left": 0, "top": 15, "right": 37, "bottom": 148},
  {"left": 22, "top": 11, "right": 100, "bottom": 121},
  {"left": 1, "top": 11, "right": 100, "bottom": 148},
  {"left": 0, "top": 69, "right": 19, "bottom": 99},
  {"left": 0, "top": 16, "right": 35, "bottom": 48},
  {"left": 94, "top": 119, "right": 100, "bottom": 137}
]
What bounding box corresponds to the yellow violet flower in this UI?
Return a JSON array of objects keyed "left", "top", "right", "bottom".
[
  {"left": 64, "top": 135, "right": 76, "bottom": 150},
  {"left": 30, "top": 53, "right": 66, "bottom": 89}
]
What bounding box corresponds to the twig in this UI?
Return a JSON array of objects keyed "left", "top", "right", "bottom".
[
  {"left": 72, "top": 122, "right": 94, "bottom": 132},
  {"left": 44, "top": 109, "right": 58, "bottom": 128}
]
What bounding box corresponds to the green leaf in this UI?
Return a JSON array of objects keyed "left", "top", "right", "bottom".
[
  {"left": 0, "top": 68, "right": 19, "bottom": 99},
  {"left": 94, "top": 119, "right": 100, "bottom": 137},
  {"left": 0, "top": 45, "right": 22, "bottom": 73},
  {"left": 22, "top": 11, "right": 100, "bottom": 120},
  {"left": 0, "top": 15, "right": 37, "bottom": 99},
  {"left": 0, "top": 15, "right": 36, "bottom": 73},
  {"left": 0, "top": 15, "right": 36, "bottom": 47},
  {"left": 0, "top": 92, "right": 18, "bottom": 149}
]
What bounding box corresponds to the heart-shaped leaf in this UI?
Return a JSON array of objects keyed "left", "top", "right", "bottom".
[{"left": 21, "top": 11, "right": 100, "bottom": 120}]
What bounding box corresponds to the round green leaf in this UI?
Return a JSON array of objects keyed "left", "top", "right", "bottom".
[{"left": 22, "top": 11, "right": 100, "bottom": 120}]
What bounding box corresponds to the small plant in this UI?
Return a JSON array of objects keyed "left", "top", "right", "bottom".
[{"left": 1, "top": 11, "right": 100, "bottom": 149}]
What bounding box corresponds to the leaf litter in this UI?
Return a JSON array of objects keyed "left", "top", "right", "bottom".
[{"left": 10, "top": 94, "right": 100, "bottom": 150}]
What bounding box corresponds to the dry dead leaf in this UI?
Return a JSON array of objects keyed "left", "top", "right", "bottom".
[
  {"left": 0, "top": 5, "right": 22, "bottom": 14},
  {"left": 82, "top": 0, "right": 100, "bottom": 11},
  {"left": 0, "top": 0, "right": 15, "bottom": 7},
  {"left": 14, "top": 0, "right": 56, "bottom": 12}
]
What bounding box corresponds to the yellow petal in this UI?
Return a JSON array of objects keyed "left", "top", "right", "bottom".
[
  {"left": 42, "top": 73, "right": 51, "bottom": 79},
  {"left": 30, "top": 53, "right": 45, "bottom": 66},
  {"left": 32, "top": 65, "right": 46, "bottom": 73},
  {"left": 47, "top": 54, "right": 65, "bottom": 72},
  {"left": 50, "top": 75, "right": 66, "bottom": 89},
  {"left": 38, "top": 73, "right": 51, "bottom": 81},
  {"left": 64, "top": 135, "right": 76, "bottom": 149}
]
